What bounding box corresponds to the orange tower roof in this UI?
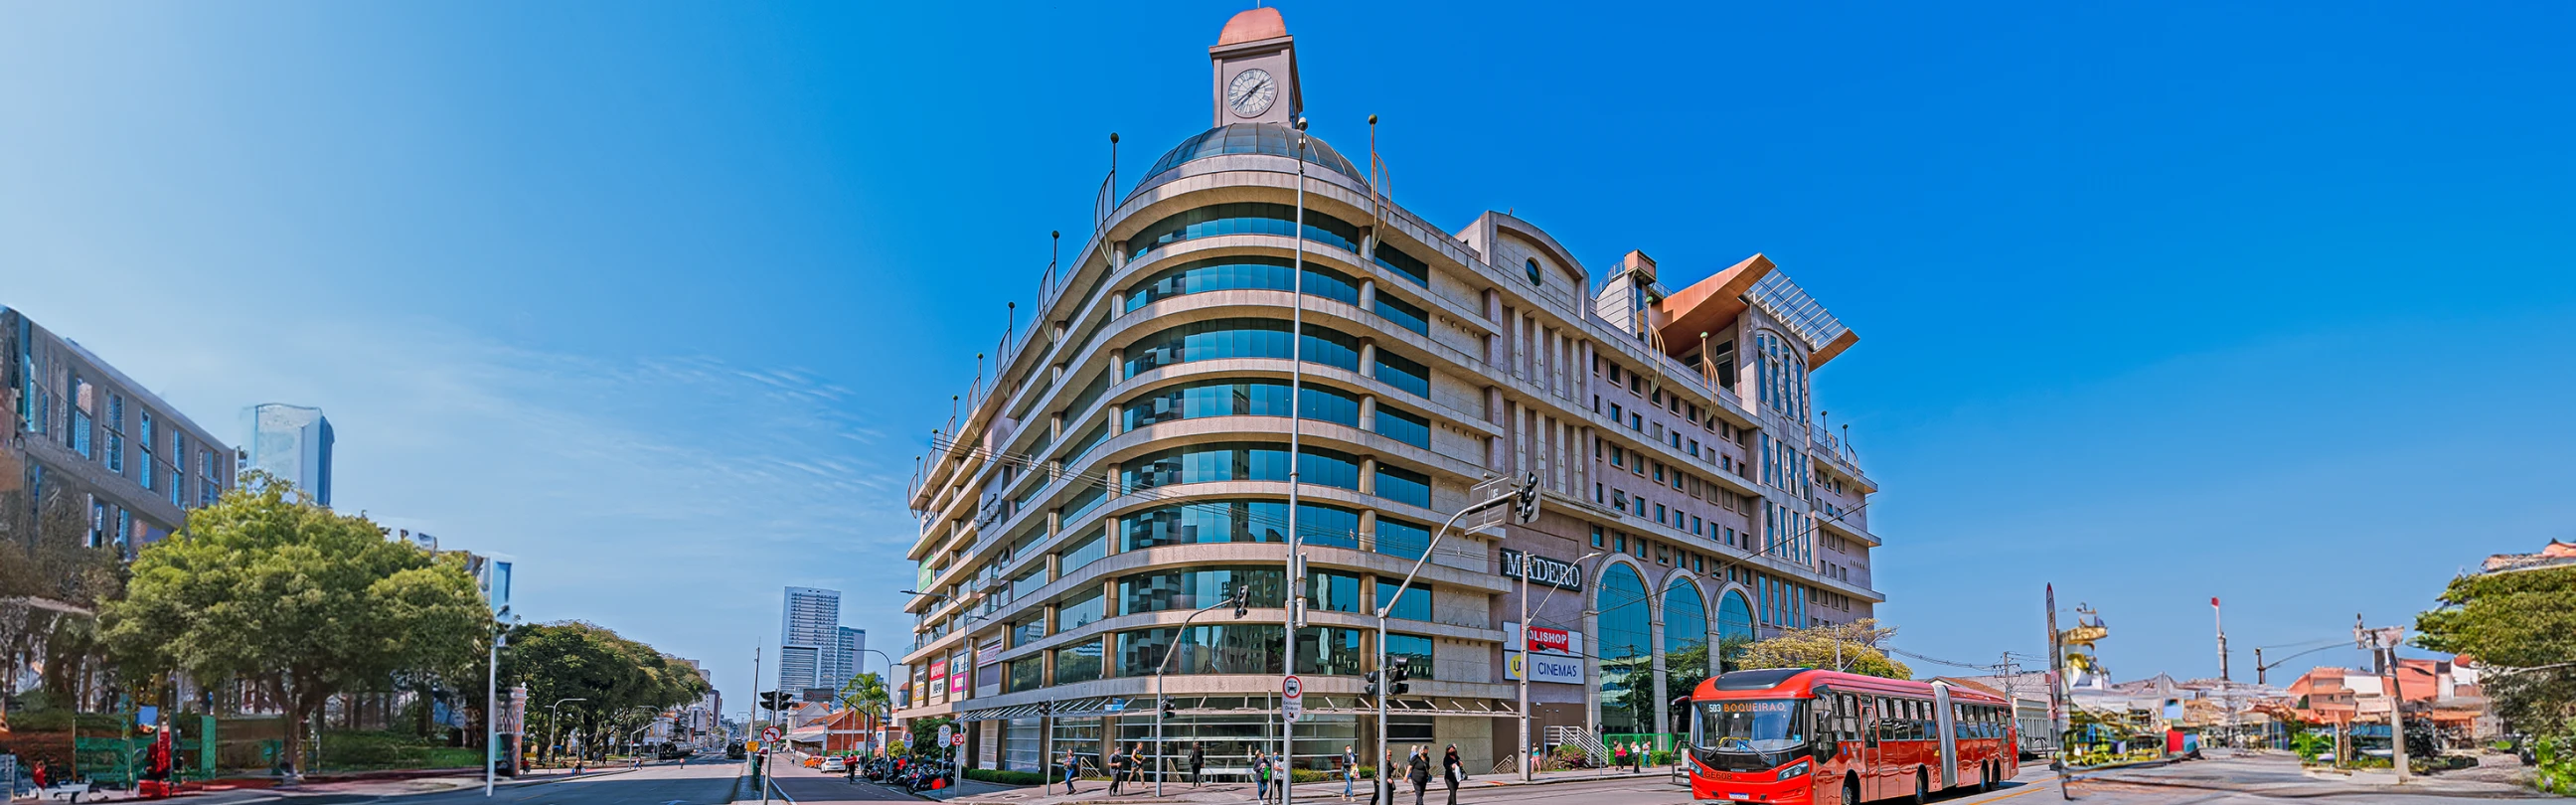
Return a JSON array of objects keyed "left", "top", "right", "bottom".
[{"left": 1218, "top": 8, "right": 1287, "bottom": 44}]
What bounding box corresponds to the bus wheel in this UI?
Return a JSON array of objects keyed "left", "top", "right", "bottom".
[
  {"left": 1843, "top": 776, "right": 1860, "bottom": 805},
  {"left": 1911, "top": 769, "right": 1929, "bottom": 804},
  {"left": 1981, "top": 762, "right": 1998, "bottom": 792}
]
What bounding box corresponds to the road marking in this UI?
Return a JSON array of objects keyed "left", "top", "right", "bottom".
[{"left": 1967, "top": 783, "right": 2055, "bottom": 803}]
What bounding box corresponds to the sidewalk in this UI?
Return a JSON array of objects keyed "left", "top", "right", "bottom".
[
  {"left": 2077, "top": 752, "right": 2550, "bottom": 799},
  {"left": 37, "top": 764, "right": 650, "bottom": 804}
]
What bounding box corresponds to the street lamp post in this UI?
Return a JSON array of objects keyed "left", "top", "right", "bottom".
[
  {"left": 547, "top": 698, "right": 587, "bottom": 768},
  {"left": 1375, "top": 478, "right": 1537, "bottom": 797},
  {"left": 1518, "top": 551, "right": 1600, "bottom": 781},
  {"left": 485, "top": 604, "right": 512, "bottom": 797},
  {"left": 1155, "top": 586, "right": 1251, "bottom": 797},
  {"left": 859, "top": 648, "right": 899, "bottom": 757}
]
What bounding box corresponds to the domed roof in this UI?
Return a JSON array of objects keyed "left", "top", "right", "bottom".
[
  {"left": 1217, "top": 8, "right": 1287, "bottom": 45},
  {"left": 1135, "top": 123, "right": 1364, "bottom": 193}
]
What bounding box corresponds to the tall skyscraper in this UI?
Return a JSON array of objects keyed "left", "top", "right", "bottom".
[
  {"left": 778, "top": 586, "right": 841, "bottom": 696},
  {"left": 242, "top": 402, "right": 334, "bottom": 506},
  {"left": 835, "top": 625, "right": 868, "bottom": 684}
]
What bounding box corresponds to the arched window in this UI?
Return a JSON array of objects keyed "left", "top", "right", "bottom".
[
  {"left": 1663, "top": 577, "right": 1711, "bottom": 732},
  {"left": 1717, "top": 589, "right": 1756, "bottom": 673},
  {"left": 1525, "top": 257, "right": 1544, "bottom": 286},
  {"left": 1596, "top": 563, "right": 1652, "bottom": 734}
]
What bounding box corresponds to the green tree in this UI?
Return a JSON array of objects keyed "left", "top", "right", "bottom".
[
  {"left": 907, "top": 715, "right": 955, "bottom": 756},
  {"left": 100, "top": 477, "right": 489, "bottom": 778},
  {"left": 499, "top": 621, "right": 711, "bottom": 761},
  {"left": 1732, "top": 619, "right": 1912, "bottom": 680},
  {"left": 2417, "top": 565, "right": 2576, "bottom": 738}
]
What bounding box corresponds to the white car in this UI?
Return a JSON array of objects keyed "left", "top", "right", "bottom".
[{"left": 820, "top": 756, "right": 847, "bottom": 772}]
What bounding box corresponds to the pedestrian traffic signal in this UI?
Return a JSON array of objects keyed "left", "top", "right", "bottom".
[
  {"left": 1362, "top": 671, "right": 1379, "bottom": 698},
  {"left": 1161, "top": 698, "right": 1177, "bottom": 719},
  {"left": 1389, "top": 657, "right": 1412, "bottom": 696}
]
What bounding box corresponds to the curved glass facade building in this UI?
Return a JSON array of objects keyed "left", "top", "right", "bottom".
[{"left": 898, "top": 7, "right": 1886, "bottom": 777}]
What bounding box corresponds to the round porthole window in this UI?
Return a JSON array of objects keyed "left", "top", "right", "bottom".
[{"left": 1525, "top": 257, "right": 1543, "bottom": 286}]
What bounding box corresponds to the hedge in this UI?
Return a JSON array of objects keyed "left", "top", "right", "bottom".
[{"left": 965, "top": 767, "right": 1049, "bottom": 785}]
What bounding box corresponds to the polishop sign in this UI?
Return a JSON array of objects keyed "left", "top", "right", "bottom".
[
  {"left": 1500, "top": 549, "right": 1584, "bottom": 591},
  {"left": 1504, "top": 622, "right": 1585, "bottom": 685}
]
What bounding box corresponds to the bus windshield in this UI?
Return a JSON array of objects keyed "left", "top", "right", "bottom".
[{"left": 1695, "top": 699, "right": 1810, "bottom": 754}]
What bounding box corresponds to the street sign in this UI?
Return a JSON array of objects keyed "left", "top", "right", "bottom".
[
  {"left": 762, "top": 726, "right": 780, "bottom": 743},
  {"left": 1281, "top": 675, "right": 1304, "bottom": 722},
  {"left": 953, "top": 733, "right": 966, "bottom": 747},
  {"left": 937, "top": 724, "right": 953, "bottom": 747}
]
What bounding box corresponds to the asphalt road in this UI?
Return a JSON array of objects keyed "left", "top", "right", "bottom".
[{"left": 346, "top": 758, "right": 742, "bottom": 805}]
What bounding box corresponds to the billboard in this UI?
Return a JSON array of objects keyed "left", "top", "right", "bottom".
[{"left": 1504, "top": 622, "right": 1585, "bottom": 685}]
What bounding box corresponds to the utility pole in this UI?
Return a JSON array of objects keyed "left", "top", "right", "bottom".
[
  {"left": 756, "top": 646, "right": 770, "bottom": 805},
  {"left": 2354, "top": 618, "right": 2410, "bottom": 783},
  {"left": 2045, "top": 584, "right": 2071, "bottom": 801},
  {"left": 2213, "top": 597, "right": 2229, "bottom": 682},
  {"left": 2254, "top": 648, "right": 2266, "bottom": 686},
  {"left": 1281, "top": 114, "right": 1311, "bottom": 805}
]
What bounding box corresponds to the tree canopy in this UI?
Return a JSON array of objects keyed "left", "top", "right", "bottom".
[
  {"left": 2417, "top": 565, "right": 2576, "bottom": 735},
  {"left": 500, "top": 620, "right": 711, "bottom": 760},
  {"left": 1731, "top": 619, "right": 1913, "bottom": 680},
  {"left": 100, "top": 477, "right": 489, "bottom": 774}
]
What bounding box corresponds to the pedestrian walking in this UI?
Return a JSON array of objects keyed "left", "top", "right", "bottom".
[
  {"left": 1132, "top": 743, "right": 1149, "bottom": 792},
  {"left": 1372, "top": 748, "right": 1395, "bottom": 805},
  {"left": 1441, "top": 745, "right": 1462, "bottom": 805},
  {"left": 1406, "top": 746, "right": 1431, "bottom": 805},
  {"left": 1343, "top": 744, "right": 1358, "bottom": 800},
  {"left": 1061, "top": 747, "right": 1082, "bottom": 794},
  {"left": 1255, "top": 749, "right": 1273, "bottom": 804},
  {"left": 1190, "top": 741, "right": 1207, "bottom": 788},
  {"left": 1110, "top": 744, "right": 1129, "bottom": 795}
]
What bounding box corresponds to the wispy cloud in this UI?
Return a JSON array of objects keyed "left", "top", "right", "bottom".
[{"left": 0, "top": 274, "right": 914, "bottom": 699}]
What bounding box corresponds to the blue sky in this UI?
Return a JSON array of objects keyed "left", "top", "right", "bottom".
[{"left": 4, "top": 1, "right": 2571, "bottom": 710}]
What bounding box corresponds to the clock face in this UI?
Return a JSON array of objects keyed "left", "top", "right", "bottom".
[{"left": 1226, "top": 68, "right": 1278, "bottom": 118}]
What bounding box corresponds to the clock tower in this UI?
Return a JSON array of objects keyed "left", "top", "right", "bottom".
[{"left": 1209, "top": 8, "right": 1301, "bottom": 127}]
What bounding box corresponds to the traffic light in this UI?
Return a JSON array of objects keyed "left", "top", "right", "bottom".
[
  {"left": 1161, "top": 698, "right": 1178, "bottom": 719},
  {"left": 1362, "top": 671, "right": 1380, "bottom": 699},
  {"left": 1513, "top": 472, "right": 1541, "bottom": 524},
  {"left": 1389, "top": 656, "right": 1412, "bottom": 696},
  {"left": 759, "top": 691, "right": 796, "bottom": 712}
]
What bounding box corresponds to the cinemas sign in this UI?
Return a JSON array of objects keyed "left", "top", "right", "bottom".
[{"left": 1505, "top": 621, "right": 1585, "bottom": 685}]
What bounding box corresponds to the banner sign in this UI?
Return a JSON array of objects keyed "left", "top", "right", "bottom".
[
  {"left": 1499, "top": 549, "right": 1584, "bottom": 591},
  {"left": 1504, "top": 622, "right": 1585, "bottom": 685}
]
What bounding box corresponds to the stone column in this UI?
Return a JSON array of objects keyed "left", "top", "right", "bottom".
[
  {"left": 1359, "top": 395, "right": 1379, "bottom": 432},
  {"left": 1649, "top": 607, "right": 1669, "bottom": 736},
  {"left": 1577, "top": 341, "right": 1593, "bottom": 403}
]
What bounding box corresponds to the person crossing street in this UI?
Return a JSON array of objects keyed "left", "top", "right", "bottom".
[{"left": 1441, "top": 745, "right": 1462, "bottom": 805}]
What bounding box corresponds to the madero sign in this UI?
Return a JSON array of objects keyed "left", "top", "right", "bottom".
[{"left": 1499, "top": 548, "right": 1583, "bottom": 591}]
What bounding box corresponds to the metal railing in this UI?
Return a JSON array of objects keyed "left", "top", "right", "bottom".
[{"left": 1550, "top": 724, "right": 1608, "bottom": 767}]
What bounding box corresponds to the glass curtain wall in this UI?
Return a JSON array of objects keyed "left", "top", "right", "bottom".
[
  {"left": 1596, "top": 564, "right": 1653, "bottom": 734},
  {"left": 1663, "top": 578, "right": 1710, "bottom": 732}
]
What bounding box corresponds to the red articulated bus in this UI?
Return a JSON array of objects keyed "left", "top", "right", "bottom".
[{"left": 1688, "top": 668, "right": 2017, "bottom": 804}]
